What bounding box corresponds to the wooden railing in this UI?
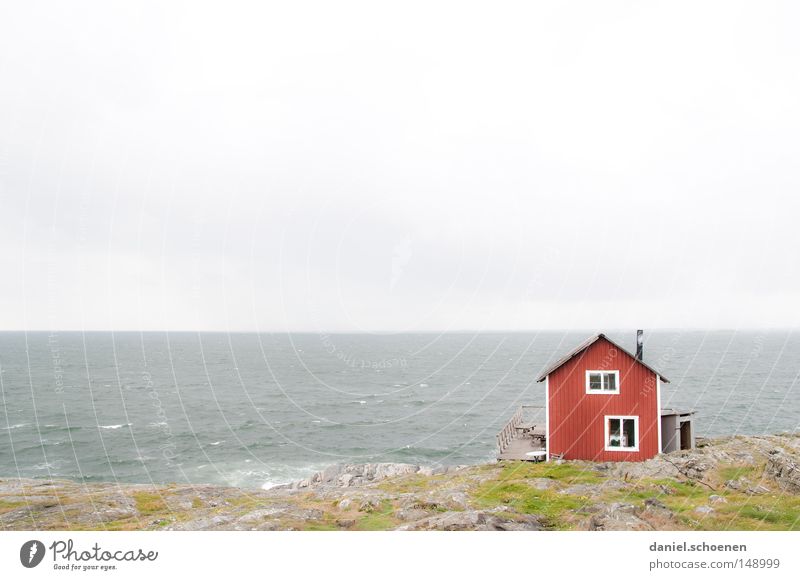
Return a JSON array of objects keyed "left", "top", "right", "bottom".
[
  {"left": 496, "top": 406, "right": 523, "bottom": 455},
  {"left": 496, "top": 405, "right": 546, "bottom": 455}
]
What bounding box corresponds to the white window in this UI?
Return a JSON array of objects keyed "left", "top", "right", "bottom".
[
  {"left": 605, "top": 416, "right": 639, "bottom": 451},
  {"left": 585, "top": 370, "right": 619, "bottom": 394}
]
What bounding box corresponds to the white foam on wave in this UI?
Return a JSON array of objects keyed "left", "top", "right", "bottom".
[
  {"left": 216, "top": 461, "right": 332, "bottom": 490},
  {"left": 32, "top": 462, "right": 58, "bottom": 470},
  {"left": 99, "top": 423, "right": 132, "bottom": 430},
  {"left": 2, "top": 423, "right": 27, "bottom": 430}
]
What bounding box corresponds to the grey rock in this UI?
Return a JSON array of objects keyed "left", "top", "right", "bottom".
[
  {"left": 290, "top": 463, "right": 422, "bottom": 489},
  {"left": 402, "top": 498, "right": 442, "bottom": 511},
  {"left": 418, "top": 466, "right": 447, "bottom": 477},
  {"left": 236, "top": 507, "right": 286, "bottom": 525},
  {"left": 644, "top": 498, "right": 667, "bottom": 510},
  {"left": 358, "top": 498, "right": 381, "bottom": 512},
  {"left": 396, "top": 508, "right": 431, "bottom": 522},
  {"left": 766, "top": 448, "right": 800, "bottom": 492},
  {"left": 724, "top": 477, "right": 769, "bottom": 495},
  {"left": 589, "top": 503, "right": 653, "bottom": 531},
  {"left": 725, "top": 477, "right": 749, "bottom": 491},
  {"left": 447, "top": 492, "right": 470, "bottom": 509},
  {"left": 746, "top": 484, "right": 770, "bottom": 496},
  {"left": 641, "top": 498, "right": 675, "bottom": 522},
  {"left": 559, "top": 484, "right": 600, "bottom": 497},
  {"left": 526, "top": 478, "right": 557, "bottom": 490},
  {"left": 399, "top": 510, "right": 542, "bottom": 531},
  {"left": 171, "top": 515, "right": 234, "bottom": 531}
]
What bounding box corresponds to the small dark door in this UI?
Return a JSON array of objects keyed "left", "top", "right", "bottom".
[{"left": 679, "top": 421, "right": 692, "bottom": 450}]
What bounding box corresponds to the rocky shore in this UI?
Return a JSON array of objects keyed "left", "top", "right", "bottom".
[{"left": 2, "top": 434, "right": 799, "bottom": 531}]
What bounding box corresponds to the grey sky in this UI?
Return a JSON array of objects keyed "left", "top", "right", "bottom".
[{"left": 1, "top": 1, "right": 799, "bottom": 331}]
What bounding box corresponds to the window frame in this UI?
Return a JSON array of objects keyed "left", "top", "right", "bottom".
[
  {"left": 604, "top": 415, "right": 639, "bottom": 452},
  {"left": 585, "top": 370, "right": 620, "bottom": 394}
]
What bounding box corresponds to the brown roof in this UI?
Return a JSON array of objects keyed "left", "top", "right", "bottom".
[{"left": 535, "top": 333, "right": 670, "bottom": 383}]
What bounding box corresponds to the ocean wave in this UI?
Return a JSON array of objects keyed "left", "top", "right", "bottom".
[
  {"left": 41, "top": 424, "right": 82, "bottom": 433},
  {"left": 402, "top": 399, "right": 426, "bottom": 407},
  {"left": 230, "top": 464, "right": 329, "bottom": 489},
  {"left": 1, "top": 423, "right": 27, "bottom": 430},
  {"left": 15, "top": 441, "right": 67, "bottom": 453},
  {"left": 99, "top": 423, "right": 132, "bottom": 430},
  {"left": 105, "top": 455, "right": 153, "bottom": 465},
  {"left": 32, "top": 461, "right": 59, "bottom": 470},
  {"left": 243, "top": 440, "right": 277, "bottom": 451},
  {"left": 394, "top": 445, "right": 455, "bottom": 460}
]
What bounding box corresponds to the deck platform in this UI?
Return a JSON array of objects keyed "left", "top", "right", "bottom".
[
  {"left": 496, "top": 405, "right": 547, "bottom": 462},
  {"left": 497, "top": 436, "right": 546, "bottom": 461}
]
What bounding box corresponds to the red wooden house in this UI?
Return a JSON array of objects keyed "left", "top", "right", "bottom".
[{"left": 496, "top": 332, "right": 694, "bottom": 462}]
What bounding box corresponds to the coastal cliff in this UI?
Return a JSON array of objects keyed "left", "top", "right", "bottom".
[{"left": 2, "top": 434, "right": 799, "bottom": 531}]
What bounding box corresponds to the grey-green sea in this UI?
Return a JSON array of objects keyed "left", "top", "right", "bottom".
[{"left": 1, "top": 331, "right": 798, "bottom": 489}]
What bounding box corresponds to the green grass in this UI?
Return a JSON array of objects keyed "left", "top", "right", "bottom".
[
  {"left": 467, "top": 461, "right": 607, "bottom": 528},
  {"left": 304, "top": 521, "right": 340, "bottom": 531},
  {"left": 223, "top": 494, "right": 268, "bottom": 509},
  {"left": 696, "top": 496, "right": 800, "bottom": 531},
  {"left": 132, "top": 491, "right": 169, "bottom": 516},
  {"left": 473, "top": 466, "right": 800, "bottom": 531},
  {"left": 497, "top": 461, "right": 603, "bottom": 484},
  {"left": 377, "top": 475, "right": 436, "bottom": 493},
  {"left": 599, "top": 477, "right": 719, "bottom": 519},
  {"left": 647, "top": 478, "right": 712, "bottom": 499},
  {"left": 471, "top": 481, "right": 584, "bottom": 528},
  {"left": 0, "top": 499, "right": 29, "bottom": 515},
  {"left": 623, "top": 471, "right": 800, "bottom": 531},
  {"left": 718, "top": 465, "right": 762, "bottom": 483},
  {"left": 93, "top": 519, "right": 140, "bottom": 531},
  {"left": 355, "top": 500, "right": 398, "bottom": 531}
]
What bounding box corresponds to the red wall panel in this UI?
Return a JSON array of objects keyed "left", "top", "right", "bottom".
[{"left": 547, "top": 337, "right": 659, "bottom": 461}]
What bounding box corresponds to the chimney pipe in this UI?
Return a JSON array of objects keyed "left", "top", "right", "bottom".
[{"left": 636, "top": 329, "right": 643, "bottom": 360}]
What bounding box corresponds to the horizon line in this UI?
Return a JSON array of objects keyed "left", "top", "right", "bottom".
[{"left": 1, "top": 327, "right": 798, "bottom": 334}]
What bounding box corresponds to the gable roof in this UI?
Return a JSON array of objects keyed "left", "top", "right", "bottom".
[{"left": 535, "top": 333, "right": 670, "bottom": 383}]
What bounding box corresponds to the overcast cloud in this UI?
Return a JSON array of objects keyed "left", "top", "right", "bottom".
[{"left": 1, "top": 1, "right": 799, "bottom": 331}]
